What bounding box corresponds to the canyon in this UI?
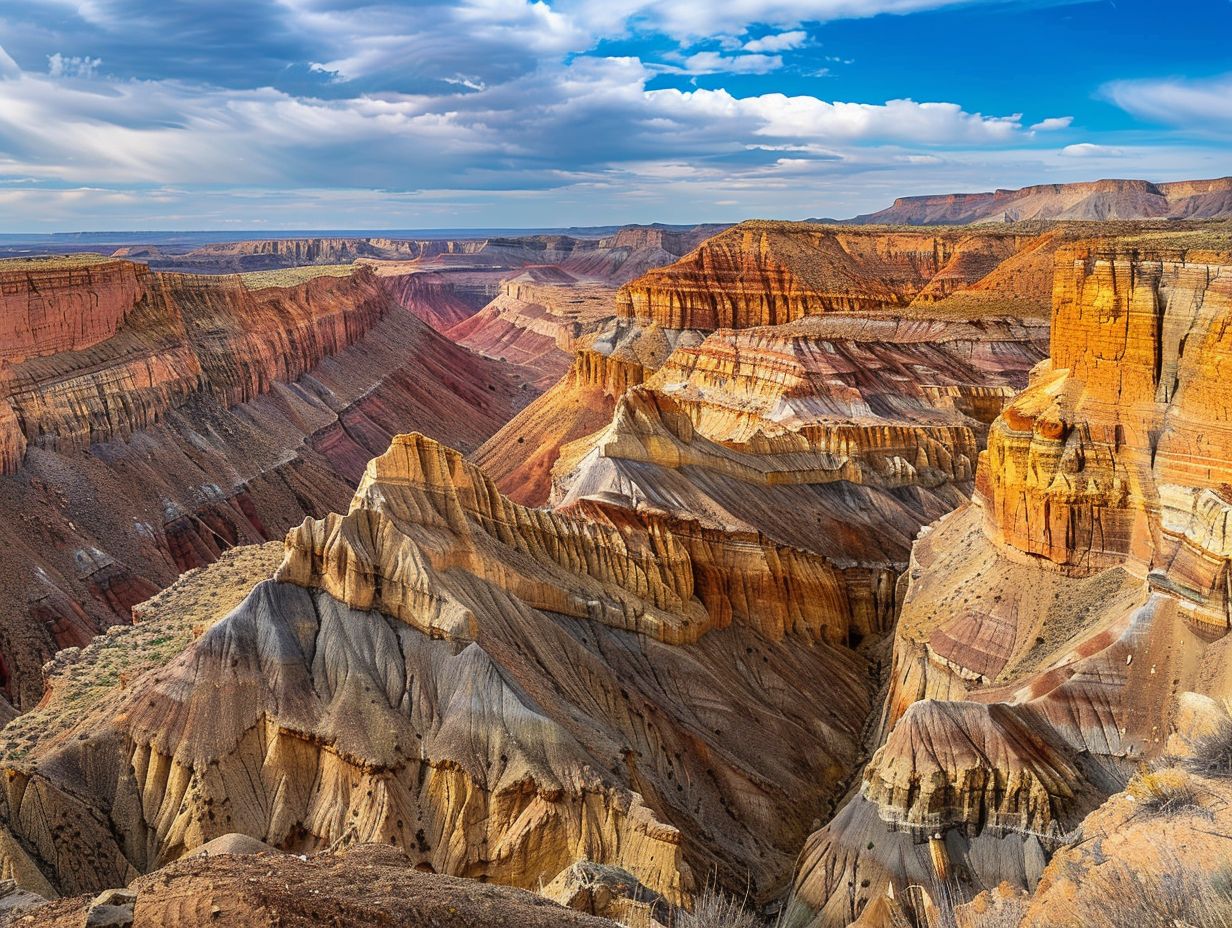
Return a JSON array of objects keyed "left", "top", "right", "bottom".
[{"left": 0, "top": 212, "right": 1230, "bottom": 928}]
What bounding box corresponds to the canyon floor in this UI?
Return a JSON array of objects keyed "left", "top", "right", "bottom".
[{"left": 0, "top": 209, "right": 1230, "bottom": 927}]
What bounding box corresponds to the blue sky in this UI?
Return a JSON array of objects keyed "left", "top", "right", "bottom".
[{"left": 0, "top": 0, "right": 1228, "bottom": 230}]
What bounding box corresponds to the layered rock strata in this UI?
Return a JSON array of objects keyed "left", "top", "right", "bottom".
[
  {"left": 787, "top": 229, "right": 1232, "bottom": 927},
  {"left": 849, "top": 177, "right": 1232, "bottom": 225},
  {"left": 615, "top": 223, "right": 1054, "bottom": 331},
  {"left": 0, "top": 435, "right": 873, "bottom": 906},
  {"left": 0, "top": 258, "right": 536, "bottom": 706}
]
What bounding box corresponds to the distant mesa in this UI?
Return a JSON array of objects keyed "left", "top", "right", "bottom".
[{"left": 840, "top": 175, "right": 1232, "bottom": 225}]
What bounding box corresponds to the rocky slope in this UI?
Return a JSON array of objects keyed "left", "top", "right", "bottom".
[
  {"left": 615, "top": 223, "right": 1060, "bottom": 331},
  {"left": 0, "top": 434, "right": 875, "bottom": 907},
  {"left": 476, "top": 221, "right": 1057, "bottom": 507},
  {"left": 18, "top": 843, "right": 623, "bottom": 927},
  {"left": 447, "top": 270, "right": 617, "bottom": 387},
  {"left": 847, "top": 176, "right": 1232, "bottom": 225},
  {"left": 786, "top": 226, "right": 1232, "bottom": 927},
  {"left": 0, "top": 257, "right": 536, "bottom": 708}
]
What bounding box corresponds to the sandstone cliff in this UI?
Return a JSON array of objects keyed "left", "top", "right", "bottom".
[
  {"left": 0, "top": 257, "right": 538, "bottom": 707},
  {"left": 448, "top": 272, "right": 618, "bottom": 387},
  {"left": 0, "top": 433, "right": 874, "bottom": 906},
  {"left": 787, "top": 227, "right": 1232, "bottom": 927},
  {"left": 615, "top": 222, "right": 1058, "bottom": 331}
]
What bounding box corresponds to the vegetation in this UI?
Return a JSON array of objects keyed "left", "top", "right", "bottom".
[
  {"left": 0, "top": 252, "right": 118, "bottom": 271},
  {"left": 238, "top": 263, "right": 358, "bottom": 289},
  {"left": 1126, "top": 767, "right": 1210, "bottom": 817},
  {"left": 1184, "top": 718, "right": 1232, "bottom": 779}
]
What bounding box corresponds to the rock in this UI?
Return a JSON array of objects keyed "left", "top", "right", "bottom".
[
  {"left": 848, "top": 176, "right": 1232, "bottom": 225},
  {"left": 615, "top": 221, "right": 1062, "bottom": 330},
  {"left": 0, "top": 257, "right": 540, "bottom": 706},
  {"left": 543, "top": 861, "right": 672, "bottom": 927},
  {"left": 83, "top": 888, "right": 135, "bottom": 927},
  {"left": 183, "top": 834, "right": 280, "bottom": 859},
  {"left": 788, "top": 226, "right": 1232, "bottom": 926}
]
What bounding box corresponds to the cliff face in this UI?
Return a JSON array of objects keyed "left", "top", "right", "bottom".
[
  {"left": 0, "top": 258, "right": 538, "bottom": 708},
  {"left": 0, "top": 257, "right": 146, "bottom": 363},
  {"left": 0, "top": 433, "right": 873, "bottom": 906},
  {"left": 448, "top": 273, "right": 618, "bottom": 387},
  {"left": 468, "top": 348, "right": 647, "bottom": 506},
  {"left": 615, "top": 223, "right": 1054, "bottom": 331},
  {"left": 789, "top": 229, "right": 1232, "bottom": 927},
  {"left": 848, "top": 176, "right": 1232, "bottom": 225}
]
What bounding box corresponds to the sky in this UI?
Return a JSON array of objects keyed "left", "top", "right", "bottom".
[{"left": 0, "top": 0, "right": 1228, "bottom": 231}]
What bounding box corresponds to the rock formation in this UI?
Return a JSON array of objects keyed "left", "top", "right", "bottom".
[
  {"left": 18, "top": 843, "right": 624, "bottom": 927},
  {"left": 0, "top": 434, "right": 875, "bottom": 907},
  {"left": 448, "top": 271, "right": 617, "bottom": 387},
  {"left": 0, "top": 257, "right": 537, "bottom": 707},
  {"left": 787, "top": 226, "right": 1232, "bottom": 927},
  {"left": 846, "top": 176, "right": 1232, "bottom": 225},
  {"left": 615, "top": 223, "right": 1057, "bottom": 331},
  {"left": 477, "top": 221, "right": 1056, "bottom": 507}
]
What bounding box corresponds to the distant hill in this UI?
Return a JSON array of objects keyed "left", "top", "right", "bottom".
[{"left": 838, "top": 176, "right": 1232, "bottom": 225}]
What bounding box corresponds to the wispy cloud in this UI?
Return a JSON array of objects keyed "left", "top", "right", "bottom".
[{"left": 1104, "top": 72, "right": 1232, "bottom": 134}]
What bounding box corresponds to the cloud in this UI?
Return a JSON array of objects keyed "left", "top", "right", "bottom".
[
  {"left": 47, "top": 54, "right": 103, "bottom": 79},
  {"left": 743, "top": 30, "right": 809, "bottom": 52},
  {"left": 1059, "top": 142, "right": 1124, "bottom": 158},
  {"left": 1104, "top": 73, "right": 1232, "bottom": 133},
  {"left": 681, "top": 52, "right": 784, "bottom": 74},
  {"left": 0, "top": 46, "right": 19, "bottom": 79},
  {"left": 1029, "top": 116, "right": 1072, "bottom": 131}
]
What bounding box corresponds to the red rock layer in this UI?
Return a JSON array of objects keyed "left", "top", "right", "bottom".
[
  {"left": 616, "top": 222, "right": 1050, "bottom": 330},
  {"left": 470, "top": 349, "right": 647, "bottom": 506},
  {"left": 448, "top": 273, "right": 618, "bottom": 387},
  {"left": 0, "top": 261, "right": 538, "bottom": 707}
]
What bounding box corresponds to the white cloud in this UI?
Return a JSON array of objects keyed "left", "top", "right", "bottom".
[
  {"left": 0, "top": 46, "right": 19, "bottom": 79},
  {"left": 681, "top": 52, "right": 784, "bottom": 74},
  {"left": 1029, "top": 115, "right": 1072, "bottom": 131},
  {"left": 1059, "top": 142, "right": 1124, "bottom": 158},
  {"left": 743, "top": 30, "right": 809, "bottom": 52},
  {"left": 1105, "top": 73, "right": 1232, "bottom": 133},
  {"left": 47, "top": 53, "right": 103, "bottom": 79}
]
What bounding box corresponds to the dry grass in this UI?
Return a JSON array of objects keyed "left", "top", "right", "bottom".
[
  {"left": 1069, "top": 855, "right": 1232, "bottom": 928},
  {"left": 675, "top": 888, "right": 764, "bottom": 928},
  {"left": 239, "top": 263, "right": 357, "bottom": 289},
  {"left": 1185, "top": 719, "right": 1232, "bottom": 779},
  {"left": 1126, "top": 767, "right": 1210, "bottom": 817},
  {"left": 0, "top": 252, "right": 118, "bottom": 271}
]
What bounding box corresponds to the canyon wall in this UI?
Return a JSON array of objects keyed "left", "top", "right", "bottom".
[
  {"left": 787, "top": 228, "right": 1232, "bottom": 927},
  {"left": 614, "top": 222, "right": 1055, "bottom": 331},
  {"left": 0, "top": 258, "right": 538, "bottom": 708}
]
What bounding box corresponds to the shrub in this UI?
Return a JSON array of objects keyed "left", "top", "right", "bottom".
[
  {"left": 1185, "top": 718, "right": 1232, "bottom": 779},
  {"left": 1126, "top": 767, "right": 1208, "bottom": 817},
  {"left": 676, "top": 887, "right": 763, "bottom": 928}
]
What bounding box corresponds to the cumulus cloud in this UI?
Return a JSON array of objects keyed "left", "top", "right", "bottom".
[
  {"left": 1060, "top": 142, "right": 1124, "bottom": 158},
  {"left": 743, "top": 30, "right": 809, "bottom": 52},
  {"left": 1104, "top": 73, "right": 1232, "bottom": 133},
  {"left": 0, "top": 0, "right": 1218, "bottom": 229},
  {"left": 1029, "top": 116, "right": 1072, "bottom": 131}
]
